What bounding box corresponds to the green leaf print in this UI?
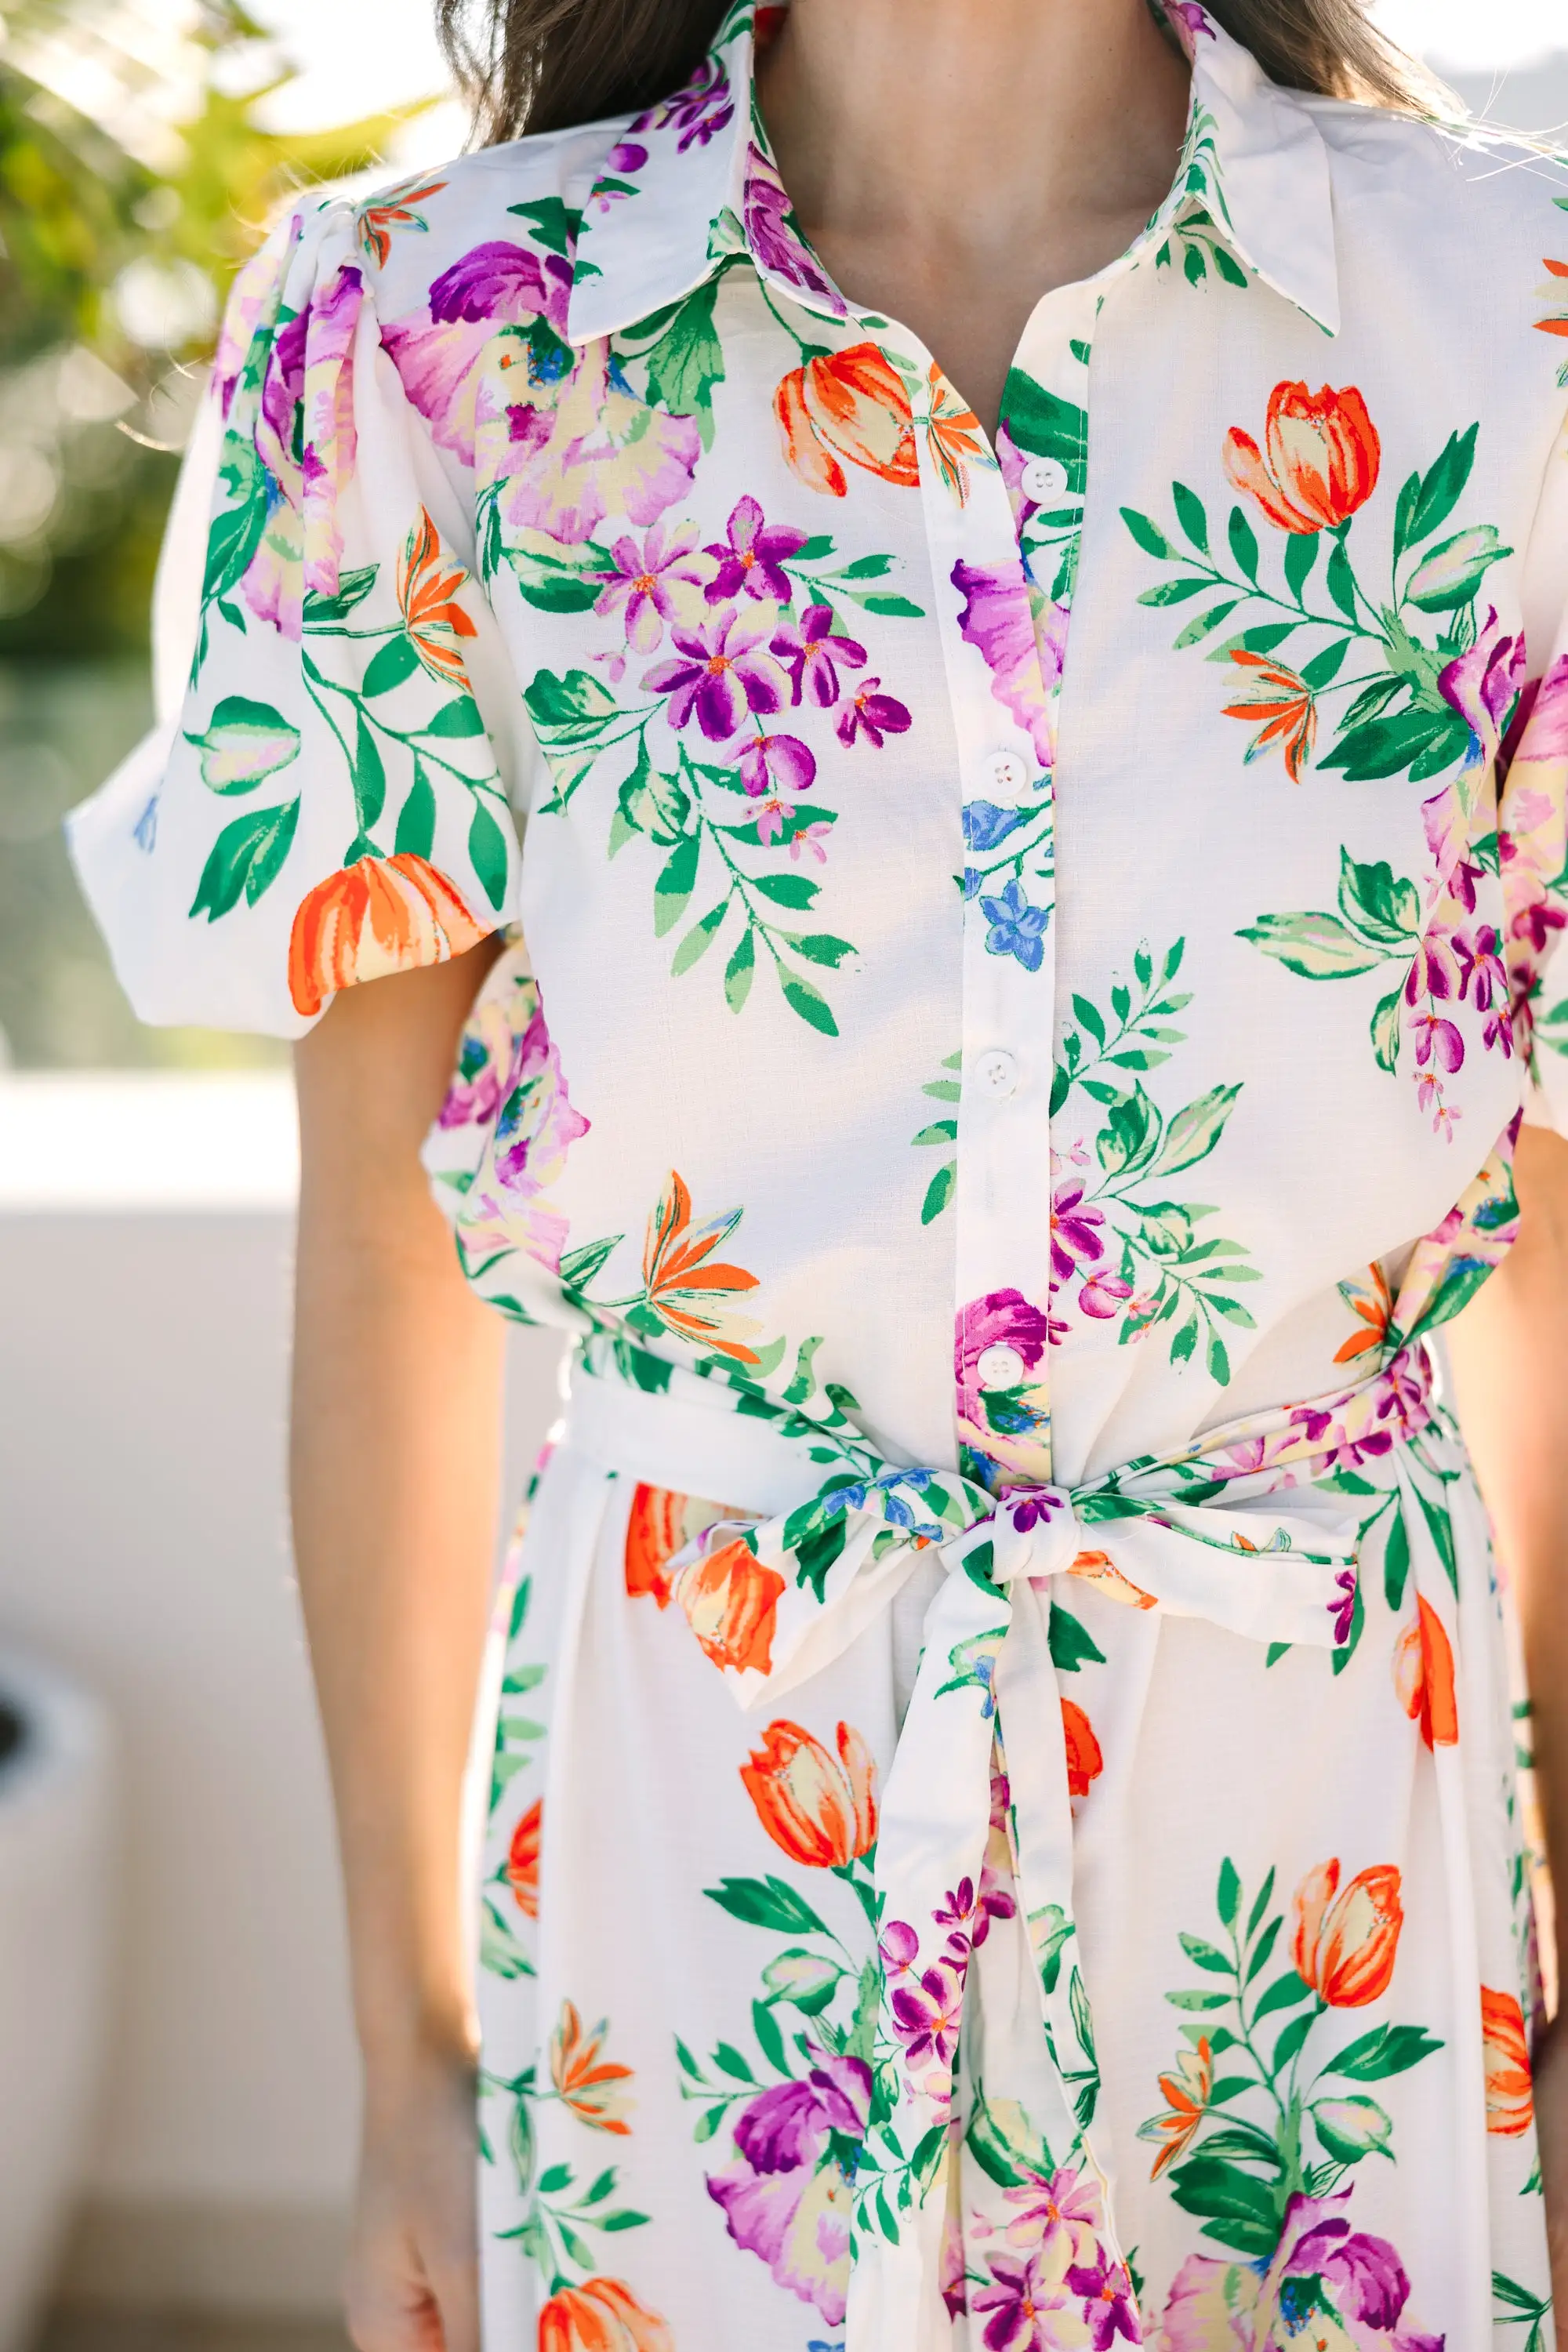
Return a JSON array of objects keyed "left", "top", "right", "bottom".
[
  {"left": 1123, "top": 401, "right": 1508, "bottom": 789},
  {"left": 913, "top": 1049, "right": 961, "bottom": 1224},
  {"left": 704, "top": 1875, "right": 835, "bottom": 1937},
  {"left": 1237, "top": 911, "right": 1392, "bottom": 980},
  {"left": 188, "top": 797, "right": 299, "bottom": 920},
  {"left": 1052, "top": 938, "right": 1257, "bottom": 1381},
  {"left": 1141, "top": 1858, "right": 1442, "bottom": 2279},
  {"left": 184, "top": 696, "right": 301, "bottom": 793},
  {"left": 639, "top": 277, "right": 728, "bottom": 448},
  {"left": 505, "top": 535, "right": 614, "bottom": 613}
]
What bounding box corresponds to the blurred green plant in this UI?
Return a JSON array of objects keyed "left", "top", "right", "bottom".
[
  {"left": 0, "top": 0, "right": 434, "bottom": 654},
  {"left": 0, "top": 0, "right": 439, "bottom": 1066}
]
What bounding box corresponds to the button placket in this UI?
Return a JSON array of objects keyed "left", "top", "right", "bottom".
[{"left": 911, "top": 283, "right": 1105, "bottom": 1490}]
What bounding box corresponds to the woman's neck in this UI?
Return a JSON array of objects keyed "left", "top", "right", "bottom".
[{"left": 757, "top": 0, "right": 1192, "bottom": 434}]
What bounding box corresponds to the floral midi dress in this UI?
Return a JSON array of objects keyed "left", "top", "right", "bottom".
[{"left": 71, "top": 2, "right": 1568, "bottom": 2343}]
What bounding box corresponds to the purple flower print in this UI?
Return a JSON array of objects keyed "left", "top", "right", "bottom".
[
  {"left": 642, "top": 605, "right": 789, "bottom": 740},
  {"left": 601, "top": 137, "right": 647, "bottom": 177},
  {"left": 1501, "top": 650, "right": 1568, "bottom": 779},
  {"left": 631, "top": 53, "right": 733, "bottom": 150},
  {"left": 1163, "top": 1, "right": 1217, "bottom": 42},
  {"left": 953, "top": 555, "right": 1055, "bottom": 769},
  {"left": 706, "top": 493, "right": 809, "bottom": 604},
  {"left": 890, "top": 1958, "right": 964, "bottom": 2070},
  {"left": 381, "top": 241, "right": 571, "bottom": 466},
  {"left": 429, "top": 241, "right": 572, "bottom": 339},
  {"left": 1079, "top": 1272, "right": 1134, "bottom": 1320},
  {"left": 1065, "top": 2256, "right": 1141, "bottom": 2347},
  {"left": 739, "top": 731, "right": 816, "bottom": 799},
  {"left": 1439, "top": 608, "right": 1526, "bottom": 771},
  {"left": 1050, "top": 1181, "right": 1106, "bottom": 1282},
  {"left": 789, "top": 821, "right": 833, "bottom": 863},
  {"left": 956, "top": 1290, "right": 1051, "bottom": 1434},
  {"left": 594, "top": 521, "right": 710, "bottom": 652},
  {"left": 971, "top": 2249, "right": 1078, "bottom": 2351},
  {"left": 773, "top": 604, "right": 869, "bottom": 706},
  {"left": 982, "top": 879, "right": 1051, "bottom": 971},
  {"left": 879, "top": 1918, "right": 920, "bottom": 1976},
  {"left": 837, "top": 677, "right": 912, "bottom": 748},
  {"left": 742, "top": 143, "right": 847, "bottom": 313},
  {"left": 705, "top": 2049, "right": 869, "bottom": 2326},
  {"left": 1330, "top": 1567, "right": 1358, "bottom": 1646}
]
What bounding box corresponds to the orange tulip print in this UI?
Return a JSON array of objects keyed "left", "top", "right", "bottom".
[
  {"left": 641, "top": 1171, "right": 764, "bottom": 1363},
  {"left": 670, "top": 1538, "right": 786, "bottom": 1676},
  {"left": 740, "top": 1718, "right": 877, "bottom": 1868},
  {"left": 537, "top": 2276, "right": 674, "bottom": 2352},
  {"left": 548, "top": 2000, "right": 634, "bottom": 2135},
  {"left": 1480, "top": 1985, "right": 1534, "bottom": 2136},
  {"left": 286, "top": 850, "right": 488, "bottom": 1016},
  {"left": 1223, "top": 380, "right": 1381, "bottom": 535},
  {"left": 1062, "top": 1697, "right": 1104, "bottom": 1799},
  {"left": 1221, "top": 649, "right": 1317, "bottom": 781},
  {"left": 774, "top": 342, "right": 919, "bottom": 498},
  {"left": 397, "top": 505, "right": 481, "bottom": 685},
  {"left": 505, "top": 1796, "right": 541, "bottom": 1918},
  {"left": 1146, "top": 2034, "right": 1213, "bottom": 2178},
  {"left": 1392, "top": 1595, "right": 1459, "bottom": 1751},
  {"left": 1291, "top": 1857, "right": 1403, "bottom": 2007}
]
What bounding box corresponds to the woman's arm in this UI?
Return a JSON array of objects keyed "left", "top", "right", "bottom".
[
  {"left": 292, "top": 938, "right": 506, "bottom": 2352},
  {"left": 1445, "top": 1120, "right": 1568, "bottom": 2308}
]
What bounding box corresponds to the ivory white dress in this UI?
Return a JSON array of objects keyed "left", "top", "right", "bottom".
[{"left": 71, "top": 3, "right": 1568, "bottom": 2343}]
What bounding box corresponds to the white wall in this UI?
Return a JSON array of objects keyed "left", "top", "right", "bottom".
[{"left": 0, "top": 1076, "right": 563, "bottom": 2312}]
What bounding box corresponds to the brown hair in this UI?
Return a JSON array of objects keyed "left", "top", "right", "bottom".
[{"left": 435, "top": 0, "right": 1445, "bottom": 150}]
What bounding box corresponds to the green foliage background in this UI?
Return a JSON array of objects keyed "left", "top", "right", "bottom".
[{"left": 0, "top": 0, "right": 435, "bottom": 1062}]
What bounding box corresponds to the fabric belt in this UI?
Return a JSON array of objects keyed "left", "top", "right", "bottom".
[{"left": 559, "top": 1338, "right": 1436, "bottom": 2347}]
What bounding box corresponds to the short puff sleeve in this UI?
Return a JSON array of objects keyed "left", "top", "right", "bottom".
[{"left": 69, "top": 196, "right": 527, "bottom": 1036}]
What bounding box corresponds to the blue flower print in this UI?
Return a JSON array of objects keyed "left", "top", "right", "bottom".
[{"left": 982, "top": 878, "right": 1051, "bottom": 971}]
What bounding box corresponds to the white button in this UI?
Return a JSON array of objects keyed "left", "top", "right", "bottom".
[
  {"left": 985, "top": 750, "right": 1030, "bottom": 803},
  {"left": 975, "top": 1048, "right": 1018, "bottom": 1099},
  {"left": 976, "top": 1342, "right": 1026, "bottom": 1390},
  {"left": 1022, "top": 455, "right": 1070, "bottom": 503}
]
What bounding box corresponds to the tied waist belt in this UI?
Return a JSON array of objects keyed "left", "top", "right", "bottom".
[{"left": 561, "top": 1340, "right": 1436, "bottom": 2347}]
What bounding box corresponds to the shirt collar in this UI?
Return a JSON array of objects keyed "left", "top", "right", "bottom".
[{"left": 566, "top": 0, "right": 1341, "bottom": 348}]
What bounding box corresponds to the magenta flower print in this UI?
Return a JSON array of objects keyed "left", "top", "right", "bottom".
[
  {"left": 245, "top": 260, "right": 364, "bottom": 633},
  {"left": 953, "top": 555, "right": 1054, "bottom": 769},
  {"left": 971, "top": 2249, "right": 1079, "bottom": 2351},
  {"left": 630, "top": 51, "right": 733, "bottom": 151},
  {"left": 890, "top": 1958, "right": 964, "bottom": 2071},
  {"left": 1163, "top": 0, "right": 1217, "bottom": 44},
  {"left": 1438, "top": 608, "right": 1526, "bottom": 771},
  {"left": 380, "top": 240, "right": 571, "bottom": 465},
  {"left": 1079, "top": 1272, "right": 1134, "bottom": 1321},
  {"left": 956, "top": 1290, "right": 1051, "bottom": 1433},
  {"left": 1050, "top": 1181, "right": 1107, "bottom": 1282},
  {"left": 594, "top": 521, "right": 710, "bottom": 652},
  {"left": 706, "top": 493, "right": 808, "bottom": 604},
  {"left": 1065, "top": 2256, "right": 1140, "bottom": 2347},
  {"left": 837, "top": 677, "right": 913, "bottom": 748},
  {"left": 642, "top": 606, "right": 789, "bottom": 741},
  {"left": 787, "top": 819, "right": 831, "bottom": 862},
  {"left": 704, "top": 2049, "right": 869, "bottom": 2325},
  {"left": 742, "top": 143, "right": 847, "bottom": 314},
  {"left": 774, "top": 604, "right": 869, "bottom": 707},
  {"left": 739, "top": 731, "right": 816, "bottom": 799}
]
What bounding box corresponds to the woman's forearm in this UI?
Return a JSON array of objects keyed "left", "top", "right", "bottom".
[
  {"left": 1446, "top": 1121, "right": 1568, "bottom": 1990},
  {"left": 291, "top": 949, "right": 506, "bottom": 2081}
]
